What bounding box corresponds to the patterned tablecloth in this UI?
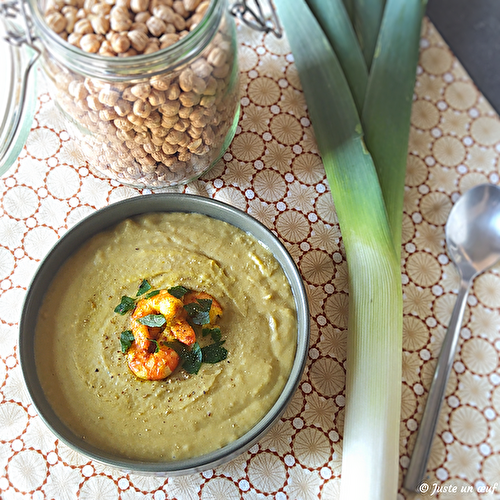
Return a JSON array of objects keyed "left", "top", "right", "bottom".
[{"left": 1, "top": 15, "right": 500, "bottom": 500}]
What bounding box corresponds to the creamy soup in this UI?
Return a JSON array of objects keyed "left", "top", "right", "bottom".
[{"left": 35, "top": 212, "right": 297, "bottom": 461}]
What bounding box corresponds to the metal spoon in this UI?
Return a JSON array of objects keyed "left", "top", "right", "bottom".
[{"left": 404, "top": 183, "right": 500, "bottom": 492}]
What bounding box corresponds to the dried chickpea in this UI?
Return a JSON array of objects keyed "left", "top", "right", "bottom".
[
  {"left": 90, "top": 2, "right": 112, "bottom": 15},
  {"left": 133, "top": 99, "right": 152, "bottom": 118},
  {"left": 150, "top": 74, "right": 171, "bottom": 91},
  {"left": 114, "top": 100, "right": 132, "bottom": 116},
  {"left": 162, "top": 142, "right": 177, "bottom": 154},
  {"left": 146, "top": 16, "right": 166, "bottom": 36},
  {"left": 179, "top": 91, "right": 200, "bottom": 108},
  {"left": 87, "top": 94, "right": 104, "bottom": 111},
  {"left": 62, "top": 7, "right": 78, "bottom": 32},
  {"left": 152, "top": 4, "right": 174, "bottom": 22},
  {"left": 212, "top": 63, "right": 230, "bottom": 79},
  {"left": 178, "top": 106, "right": 192, "bottom": 119},
  {"left": 178, "top": 68, "right": 194, "bottom": 92},
  {"left": 98, "top": 39, "right": 116, "bottom": 56},
  {"left": 204, "top": 76, "right": 217, "bottom": 96},
  {"left": 148, "top": 89, "right": 166, "bottom": 106},
  {"left": 134, "top": 11, "right": 151, "bottom": 23},
  {"left": 130, "top": 21, "right": 149, "bottom": 33},
  {"left": 152, "top": 125, "right": 169, "bottom": 137},
  {"left": 191, "top": 58, "right": 212, "bottom": 78},
  {"left": 125, "top": 114, "right": 143, "bottom": 128},
  {"left": 80, "top": 33, "right": 103, "bottom": 53},
  {"left": 143, "top": 40, "right": 160, "bottom": 53},
  {"left": 90, "top": 15, "right": 109, "bottom": 34},
  {"left": 164, "top": 82, "right": 180, "bottom": 100},
  {"left": 110, "top": 13, "right": 133, "bottom": 31},
  {"left": 68, "top": 80, "right": 88, "bottom": 100},
  {"left": 161, "top": 114, "right": 179, "bottom": 128},
  {"left": 144, "top": 110, "right": 162, "bottom": 128},
  {"left": 130, "top": 0, "right": 149, "bottom": 13},
  {"left": 127, "top": 29, "right": 148, "bottom": 51},
  {"left": 183, "top": 0, "right": 202, "bottom": 11},
  {"left": 159, "top": 33, "right": 178, "bottom": 48},
  {"left": 200, "top": 94, "right": 216, "bottom": 108},
  {"left": 99, "top": 108, "right": 119, "bottom": 121},
  {"left": 98, "top": 88, "right": 120, "bottom": 106},
  {"left": 173, "top": 118, "right": 190, "bottom": 132},
  {"left": 67, "top": 32, "right": 83, "bottom": 47},
  {"left": 122, "top": 87, "right": 138, "bottom": 101},
  {"left": 73, "top": 18, "right": 93, "bottom": 34},
  {"left": 46, "top": 11, "right": 67, "bottom": 33},
  {"left": 130, "top": 82, "right": 151, "bottom": 100},
  {"left": 111, "top": 32, "right": 131, "bottom": 53},
  {"left": 114, "top": 117, "right": 135, "bottom": 131},
  {"left": 159, "top": 99, "right": 180, "bottom": 117}
]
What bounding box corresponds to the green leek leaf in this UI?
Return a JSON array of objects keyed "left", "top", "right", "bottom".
[{"left": 362, "top": 0, "right": 427, "bottom": 257}]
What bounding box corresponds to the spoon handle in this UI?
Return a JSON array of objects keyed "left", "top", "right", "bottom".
[{"left": 404, "top": 278, "right": 471, "bottom": 492}]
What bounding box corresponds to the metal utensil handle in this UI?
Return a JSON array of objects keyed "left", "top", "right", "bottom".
[
  {"left": 230, "top": 0, "right": 282, "bottom": 38},
  {"left": 404, "top": 278, "right": 471, "bottom": 492}
]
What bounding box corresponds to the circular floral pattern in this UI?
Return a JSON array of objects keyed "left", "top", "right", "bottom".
[
  {"left": 450, "top": 406, "right": 488, "bottom": 446},
  {"left": 0, "top": 15, "right": 500, "bottom": 500}
]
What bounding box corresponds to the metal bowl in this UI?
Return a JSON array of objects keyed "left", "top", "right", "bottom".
[{"left": 19, "top": 193, "right": 309, "bottom": 475}]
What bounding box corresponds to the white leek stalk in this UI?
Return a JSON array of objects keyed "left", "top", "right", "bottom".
[{"left": 273, "top": 0, "right": 426, "bottom": 498}]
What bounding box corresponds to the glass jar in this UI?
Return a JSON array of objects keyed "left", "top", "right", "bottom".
[{"left": 27, "top": 0, "right": 240, "bottom": 188}]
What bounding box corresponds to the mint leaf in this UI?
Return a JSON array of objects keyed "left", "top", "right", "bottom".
[
  {"left": 184, "top": 299, "right": 212, "bottom": 325},
  {"left": 114, "top": 296, "right": 135, "bottom": 315},
  {"left": 168, "top": 286, "right": 191, "bottom": 299},
  {"left": 202, "top": 327, "right": 221, "bottom": 343},
  {"left": 138, "top": 314, "right": 166, "bottom": 327},
  {"left": 180, "top": 342, "right": 202, "bottom": 374},
  {"left": 136, "top": 279, "right": 152, "bottom": 296},
  {"left": 144, "top": 290, "right": 160, "bottom": 299},
  {"left": 202, "top": 342, "right": 228, "bottom": 364},
  {"left": 120, "top": 330, "right": 134, "bottom": 353}
]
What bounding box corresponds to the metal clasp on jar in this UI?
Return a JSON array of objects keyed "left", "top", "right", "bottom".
[
  {"left": 0, "top": 0, "right": 41, "bottom": 172},
  {"left": 230, "top": 0, "right": 282, "bottom": 38}
]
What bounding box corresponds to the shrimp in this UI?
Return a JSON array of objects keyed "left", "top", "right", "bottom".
[
  {"left": 127, "top": 341, "right": 180, "bottom": 380},
  {"left": 127, "top": 290, "right": 196, "bottom": 380},
  {"left": 183, "top": 290, "right": 223, "bottom": 325}
]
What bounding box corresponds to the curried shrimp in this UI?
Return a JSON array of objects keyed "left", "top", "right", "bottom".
[
  {"left": 127, "top": 341, "right": 180, "bottom": 380},
  {"left": 124, "top": 288, "right": 224, "bottom": 380},
  {"left": 127, "top": 290, "right": 196, "bottom": 380}
]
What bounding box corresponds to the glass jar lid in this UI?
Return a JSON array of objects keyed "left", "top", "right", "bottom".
[{"left": 0, "top": 6, "right": 39, "bottom": 177}]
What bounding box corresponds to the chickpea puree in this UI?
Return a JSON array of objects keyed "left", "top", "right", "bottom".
[{"left": 35, "top": 212, "right": 297, "bottom": 461}]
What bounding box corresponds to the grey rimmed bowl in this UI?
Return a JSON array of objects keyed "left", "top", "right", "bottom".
[{"left": 19, "top": 193, "right": 309, "bottom": 475}]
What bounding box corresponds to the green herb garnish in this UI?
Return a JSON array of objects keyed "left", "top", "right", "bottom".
[
  {"left": 120, "top": 330, "right": 135, "bottom": 353},
  {"left": 179, "top": 342, "right": 203, "bottom": 374},
  {"left": 148, "top": 338, "right": 160, "bottom": 354},
  {"left": 114, "top": 296, "right": 136, "bottom": 315},
  {"left": 202, "top": 327, "right": 221, "bottom": 343},
  {"left": 184, "top": 299, "right": 212, "bottom": 325},
  {"left": 136, "top": 279, "right": 152, "bottom": 296},
  {"left": 202, "top": 342, "right": 228, "bottom": 364},
  {"left": 137, "top": 314, "right": 166, "bottom": 327},
  {"left": 168, "top": 285, "right": 191, "bottom": 299},
  {"left": 144, "top": 289, "right": 160, "bottom": 299}
]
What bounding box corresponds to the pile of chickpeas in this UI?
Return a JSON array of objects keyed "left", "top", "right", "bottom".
[{"left": 43, "top": 0, "right": 239, "bottom": 186}]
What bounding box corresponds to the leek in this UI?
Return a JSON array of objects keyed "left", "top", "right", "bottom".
[
  {"left": 362, "top": 0, "right": 426, "bottom": 256},
  {"left": 307, "top": 0, "right": 368, "bottom": 114},
  {"left": 273, "top": 0, "right": 425, "bottom": 499},
  {"left": 353, "top": 0, "right": 386, "bottom": 69}
]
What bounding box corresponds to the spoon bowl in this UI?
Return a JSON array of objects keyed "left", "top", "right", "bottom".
[
  {"left": 446, "top": 183, "right": 500, "bottom": 279},
  {"left": 404, "top": 183, "right": 500, "bottom": 492}
]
